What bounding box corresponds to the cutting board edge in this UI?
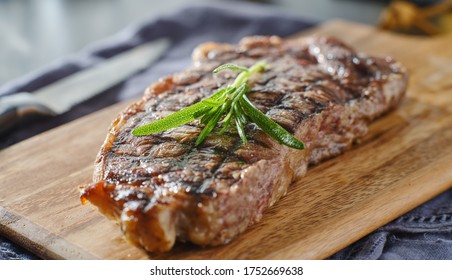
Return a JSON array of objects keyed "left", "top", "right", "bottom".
[{"left": 0, "top": 206, "right": 99, "bottom": 260}]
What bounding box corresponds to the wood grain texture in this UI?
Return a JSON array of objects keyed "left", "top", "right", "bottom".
[{"left": 0, "top": 20, "right": 451, "bottom": 259}]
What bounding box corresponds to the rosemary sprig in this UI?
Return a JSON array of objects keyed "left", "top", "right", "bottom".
[{"left": 132, "top": 61, "right": 305, "bottom": 150}]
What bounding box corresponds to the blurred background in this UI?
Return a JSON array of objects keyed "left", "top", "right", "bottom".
[{"left": 0, "top": 0, "right": 450, "bottom": 85}]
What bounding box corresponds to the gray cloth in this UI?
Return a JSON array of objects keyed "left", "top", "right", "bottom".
[{"left": 0, "top": 2, "right": 450, "bottom": 260}]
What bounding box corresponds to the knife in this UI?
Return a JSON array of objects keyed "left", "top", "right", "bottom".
[{"left": 0, "top": 38, "right": 170, "bottom": 135}]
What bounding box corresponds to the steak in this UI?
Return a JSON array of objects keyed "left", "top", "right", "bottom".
[{"left": 80, "top": 35, "right": 408, "bottom": 252}]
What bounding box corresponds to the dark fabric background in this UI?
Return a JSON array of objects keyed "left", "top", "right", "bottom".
[{"left": 0, "top": 2, "right": 450, "bottom": 260}]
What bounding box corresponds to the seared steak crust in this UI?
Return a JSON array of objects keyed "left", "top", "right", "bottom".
[{"left": 80, "top": 35, "right": 407, "bottom": 252}]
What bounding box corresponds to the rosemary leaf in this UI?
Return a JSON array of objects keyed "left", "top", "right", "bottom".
[
  {"left": 196, "top": 104, "right": 227, "bottom": 146},
  {"left": 219, "top": 114, "right": 233, "bottom": 134},
  {"left": 235, "top": 116, "right": 248, "bottom": 145},
  {"left": 193, "top": 106, "right": 213, "bottom": 118},
  {"left": 233, "top": 103, "right": 248, "bottom": 125},
  {"left": 240, "top": 95, "right": 305, "bottom": 150},
  {"left": 200, "top": 106, "right": 219, "bottom": 125},
  {"left": 213, "top": 63, "right": 249, "bottom": 73},
  {"left": 132, "top": 101, "right": 212, "bottom": 136}
]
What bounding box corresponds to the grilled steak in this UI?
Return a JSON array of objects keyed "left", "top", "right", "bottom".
[{"left": 80, "top": 35, "right": 408, "bottom": 252}]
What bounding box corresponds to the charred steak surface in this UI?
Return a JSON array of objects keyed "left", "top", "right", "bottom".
[{"left": 80, "top": 36, "right": 407, "bottom": 252}]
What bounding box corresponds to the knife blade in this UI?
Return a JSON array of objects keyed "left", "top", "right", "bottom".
[{"left": 0, "top": 38, "right": 170, "bottom": 135}]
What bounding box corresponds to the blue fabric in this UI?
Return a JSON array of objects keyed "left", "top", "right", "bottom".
[
  {"left": 0, "top": 236, "right": 37, "bottom": 260},
  {"left": 0, "top": 2, "right": 450, "bottom": 260}
]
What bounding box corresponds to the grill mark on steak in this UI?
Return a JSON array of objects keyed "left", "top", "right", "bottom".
[{"left": 80, "top": 35, "right": 408, "bottom": 253}]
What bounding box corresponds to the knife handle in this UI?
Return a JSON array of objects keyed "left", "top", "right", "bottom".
[{"left": 0, "top": 92, "right": 54, "bottom": 135}]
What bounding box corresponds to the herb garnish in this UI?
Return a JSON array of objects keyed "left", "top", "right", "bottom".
[{"left": 132, "top": 61, "right": 305, "bottom": 150}]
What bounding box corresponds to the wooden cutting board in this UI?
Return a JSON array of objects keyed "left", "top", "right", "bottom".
[{"left": 1, "top": 20, "right": 451, "bottom": 260}]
